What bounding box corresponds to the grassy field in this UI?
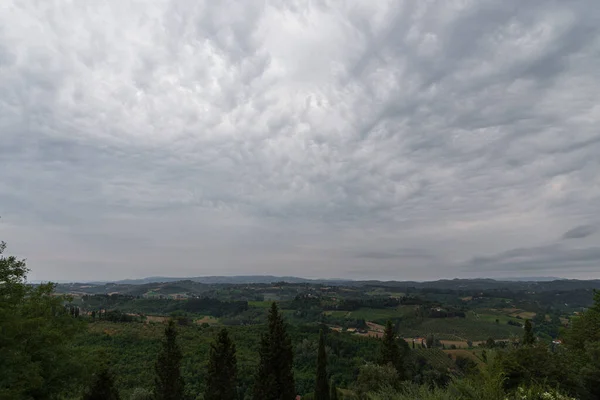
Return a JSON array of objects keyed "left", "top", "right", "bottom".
[
  {"left": 470, "top": 309, "right": 525, "bottom": 325},
  {"left": 396, "top": 317, "right": 523, "bottom": 341},
  {"left": 323, "top": 306, "right": 524, "bottom": 341},
  {"left": 325, "top": 306, "right": 415, "bottom": 322},
  {"left": 248, "top": 300, "right": 272, "bottom": 308},
  {"left": 194, "top": 316, "right": 219, "bottom": 325},
  {"left": 504, "top": 309, "right": 537, "bottom": 319},
  {"left": 444, "top": 349, "right": 484, "bottom": 365},
  {"left": 412, "top": 348, "right": 456, "bottom": 370},
  {"left": 365, "top": 288, "right": 406, "bottom": 298}
]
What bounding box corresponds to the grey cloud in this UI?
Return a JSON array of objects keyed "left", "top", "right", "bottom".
[
  {"left": 355, "top": 248, "right": 433, "bottom": 260},
  {"left": 1, "top": 1, "right": 600, "bottom": 281},
  {"left": 467, "top": 245, "right": 600, "bottom": 272},
  {"left": 355, "top": 252, "right": 400, "bottom": 260},
  {"left": 563, "top": 225, "right": 597, "bottom": 240}
]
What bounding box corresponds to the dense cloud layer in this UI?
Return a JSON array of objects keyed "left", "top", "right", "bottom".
[{"left": 1, "top": 1, "right": 599, "bottom": 281}]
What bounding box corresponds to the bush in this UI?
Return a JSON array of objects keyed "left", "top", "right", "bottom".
[
  {"left": 353, "top": 363, "right": 399, "bottom": 399},
  {"left": 129, "top": 388, "right": 154, "bottom": 400},
  {"left": 509, "top": 386, "right": 577, "bottom": 400}
]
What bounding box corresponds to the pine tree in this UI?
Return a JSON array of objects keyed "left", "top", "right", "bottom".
[
  {"left": 523, "top": 319, "right": 535, "bottom": 346},
  {"left": 378, "top": 320, "right": 406, "bottom": 379},
  {"left": 83, "top": 368, "right": 120, "bottom": 400},
  {"left": 154, "top": 320, "right": 184, "bottom": 400},
  {"left": 253, "top": 302, "right": 295, "bottom": 400},
  {"left": 314, "top": 329, "right": 330, "bottom": 400},
  {"left": 205, "top": 328, "right": 238, "bottom": 400},
  {"left": 329, "top": 382, "right": 338, "bottom": 400}
]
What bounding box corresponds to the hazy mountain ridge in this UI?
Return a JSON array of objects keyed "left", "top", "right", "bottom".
[
  {"left": 79, "top": 275, "right": 569, "bottom": 286},
  {"left": 88, "top": 275, "right": 351, "bottom": 285},
  {"left": 53, "top": 276, "right": 600, "bottom": 296}
]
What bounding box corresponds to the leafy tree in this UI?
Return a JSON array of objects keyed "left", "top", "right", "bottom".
[
  {"left": 564, "top": 290, "right": 600, "bottom": 350},
  {"left": 205, "top": 328, "right": 238, "bottom": 400},
  {"left": 329, "top": 381, "right": 338, "bottom": 400},
  {"left": 83, "top": 368, "right": 120, "bottom": 400},
  {"left": 0, "top": 239, "right": 83, "bottom": 399},
  {"left": 496, "top": 345, "right": 580, "bottom": 395},
  {"left": 129, "top": 388, "right": 154, "bottom": 400},
  {"left": 456, "top": 356, "right": 478, "bottom": 374},
  {"left": 253, "top": 302, "right": 295, "bottom": 400},
  {"left": 522, "top": 320, "right": 535, "bottom": 346},
  {"left": 154, "top": 320, "right": 184, "bottom": 400},
  {"left": 378, "top": 320, "right": 407, "bottom": 379},
  {"left": 353, "top": 363, "right": 399, "bottom": 399},
  {"left": 486, "top": 337, "right": 496, "bottom": 348},
  {"left": 564, "top": 290, "right": 600, "bottom": 398},
  {"left": 314, "top": 329, "right": 330, "bottom": 400}
]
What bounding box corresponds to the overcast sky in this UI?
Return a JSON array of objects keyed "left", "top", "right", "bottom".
[{"left": 1, "top": 1, "right": 599, "bottom": 282}]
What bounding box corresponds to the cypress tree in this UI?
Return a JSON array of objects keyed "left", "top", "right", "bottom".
[
  {"left": 378, "top": 320, "right": 406, "bottom": 379},
  {"left": 329, "top": 382, "right": 338, "bottom": 400},
  {"left": 83, "top": 368, "right": 120, "bottom": 400},
  {"left": 523, "top": 319, "right": 535, "bottom": 346},
  {"left": 314, "top": 329, "right": 330, "bottom": 400},
  {"left": 154, "top": 320, "right": 184, "bottom": 400},
  {"left": 253, "top": 302, "right": 295, "bottom": 400},
  {"left": 205, "top": 328, "right": 238, "bottom": 400}
]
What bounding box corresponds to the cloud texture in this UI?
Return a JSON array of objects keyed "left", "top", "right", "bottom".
[{"left": 1, "top": 0, "right": 599, "bottom": 281}]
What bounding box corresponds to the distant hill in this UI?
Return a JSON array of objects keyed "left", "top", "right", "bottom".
[
  {"left": 89, "top": 275, "right": 351, "bottom": 285},
  {"left": 496, "top": 276, "right": 564, "bottom": 282},
  {"left": 53, "top": 276, "right": 600, "bottom": 297}
]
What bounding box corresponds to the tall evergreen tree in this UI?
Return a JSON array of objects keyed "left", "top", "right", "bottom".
[
  {"left": 378, "top": 320, "right": 406, "bottom": 379},
  {"left": 83, "top": 368, "right": 120, "bottom": 400},
  {"left": 329, "top": 382, "right": 338, "bottom": 400},
  {"left": 523, "top": 319, "right": 535, "bottom": 346},
  {"left": 253, "top": 302, "right": 295, "bottom": 400},
  {"left": 314, "top": 329, "right": 330, "bottom": 400},
  {"left": 205, "top": 328, "right": 238, "bottom": 400},
  {"left": 154, "top": 320, "right": 184, "bottom": 400}
]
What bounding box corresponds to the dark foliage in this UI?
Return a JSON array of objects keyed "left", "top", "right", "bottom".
[
  {"left": 378, "top": 320, "right": 408, "bottom": 380},
  {"left": 83, "top": 369, "right": 121, "bottom": 400},
  {"left": 253, "top": 302, "right": 295, "bottom": 400},
  {"left": 314, "top": 329, "right": 330, "bottom": 400},
  {"left": 205, "top": 328, "right": 237, "bottom": 400},
  {"left": 154, "top": 320, "right": 185, "bottom": 400},
  {"left": 522, "top": 319, "right": 535, "bottom": 346}
]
